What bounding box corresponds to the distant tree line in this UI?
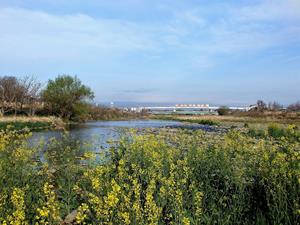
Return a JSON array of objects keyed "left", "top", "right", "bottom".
[
  {"left": 217, "top": 99, "right": 300, "bottom": 116},
  {"left": 0, "top": 75, "right": 140, "bottom": 121},
  {"left": 287, "top": 101, "right": 300, "bottom": 112},
  {"left": 255, "top": 100, "right": 300, "bottom": 112}
]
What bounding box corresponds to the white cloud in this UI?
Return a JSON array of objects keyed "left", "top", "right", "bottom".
[
  {"left": 184, "top": 1, "right": 300, "bottom": 56},
  {"left": 0, "top": 8, "right": 159, "bottom": 60},
  {"left": 0, "top": 2, "right": 299, "bottom": 67}
]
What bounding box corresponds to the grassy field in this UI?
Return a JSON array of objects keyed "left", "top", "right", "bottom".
[
  {"left": 0, "top": 124, "right": 299, "bottom": 224},
  {"left": 0, "top": 116, "right": 65, "bottom": 131},
  {"left": 154, "top": 112, "right": 300, "bottom": 128}
]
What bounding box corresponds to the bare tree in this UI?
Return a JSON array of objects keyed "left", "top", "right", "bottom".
[
  {"left": 0, "top": 76, "right": 20, "bottom": 116},
  {"left": 0, "top": 76, "right": 42, "bottom": 116},
  {"left": 256, "top": 100, "right": 267, "bottom": 112},
  {"left": 287, "top": 101, "right": 300, "bottom": 112},
  {"left": 19, "top": 76, "right": 42, "bottom": 116},
  {"left": 268, "top": 101, "right": 283, "bottom": 111}
]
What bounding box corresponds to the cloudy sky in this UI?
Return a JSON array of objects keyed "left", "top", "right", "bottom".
[{"left": 0, "top": 0, "right": 299, "bottom": 105}]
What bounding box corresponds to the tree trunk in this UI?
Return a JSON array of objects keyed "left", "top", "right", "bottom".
[{"left": 0, "top": 107, "right": 4, "bottom": 117}]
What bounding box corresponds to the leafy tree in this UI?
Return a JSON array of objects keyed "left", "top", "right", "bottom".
[
  {"left": 217, "top": 106, "right": 230, "bottom": 115},
  {"left": 42, "top": 75, "right": 94, "bottom": 120}
]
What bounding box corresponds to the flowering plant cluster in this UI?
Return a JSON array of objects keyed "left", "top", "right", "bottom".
[{"left": 0, "top": 125, "right": 299, "bottom": 224}]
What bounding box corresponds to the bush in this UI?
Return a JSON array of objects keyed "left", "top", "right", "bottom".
[
  {"left": 194, "top": 119, "right": 219, "bottom": 126},
  {"left": 0, "top": 121, "right": 52, "bottom": 131},
  {"left": 267, "top": 123, "right": 285, "bottom": 138},
  {"left": 0, "top": 129, "right": 299, "bottom": 224},
  {"left": 217, "top": 106, "right": 230, "bottom": 115}
]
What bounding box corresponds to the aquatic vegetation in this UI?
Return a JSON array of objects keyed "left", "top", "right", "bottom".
[
  {"left": 0, "top": 116, "right": 65, "bottom": 131},
  {"left": 0, "top": 126, "right": 299, "bottom": 224}
]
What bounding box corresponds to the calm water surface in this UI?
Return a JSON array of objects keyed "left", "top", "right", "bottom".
[{"left": 30, "top": 120, "right": 184, "bottom": 151}]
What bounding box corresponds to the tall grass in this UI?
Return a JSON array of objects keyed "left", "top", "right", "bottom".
[{"left": 0, "top": 127, "right": 299, "bottom": 224}]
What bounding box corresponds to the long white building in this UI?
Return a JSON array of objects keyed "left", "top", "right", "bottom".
[{"left": 128, "top": 104, "right": 253, "bottom": 115}]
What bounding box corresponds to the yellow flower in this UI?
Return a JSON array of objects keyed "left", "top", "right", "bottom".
[
  {"left": 6, "top": 188, "right": 27, "bottom": 225},
  {"left": 106, "top": 193, "right": 119, "bottom": 208},
  {"left": 76, "top": 203, "right": 89, "bottom": 224},
  {"left": 182, "top": 217, "right": 190, "bottom": 225},
  {"left": 91, "top": 178, "right": 101, "bottom": 191},
  {"left": 120, "top": 212, "right": 130, "bottom": 225},
  {"left": 35, "top": 182, "right": 61, "bottom": 224},
  {"left": 195, "top": 191, "right": 203, "bottom": 218}
]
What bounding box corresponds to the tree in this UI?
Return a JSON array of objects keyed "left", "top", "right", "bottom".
[
  {"left": 256, "top": 100, "right": 267, "bottom": 112},
  {"left": 0, "top": 76, "right": 21, "bottom": 116},
  {"left": 217, "top": 106, "right": 230, "bottom": 115},
  {"left": 287, "top": 101, "right": 300, "bottom": 112},
  {"left": 42, "top": 75, "right": 94, "bottom": 120},
  {"left": 0, "top": 76, "right": 43, "bottom": 116},
  {"left": 267, "top": 101, "right": 283, "bottom": 111},
  {"left": 19, "top": 76, "right": 42, "bottom": 116}
]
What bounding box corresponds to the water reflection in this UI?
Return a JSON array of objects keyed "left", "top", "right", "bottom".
[{"left": 30, "top": 120, "right": 183, "bottom": 152}]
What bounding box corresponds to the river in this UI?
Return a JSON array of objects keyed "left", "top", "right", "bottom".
[
  {"left": 30, "top": 120, "right": 183, "bottom": 150},
  {"left": 29, "top": 119, "right": 220, "bottom": 154}
]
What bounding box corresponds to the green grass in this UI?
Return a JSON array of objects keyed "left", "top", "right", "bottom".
[
  {"left": 181, "top": 118, "right": 220, "bottom": 126},
  {"left": 0, "top": 116, "right": 65, "bottom": 131},
  {"left": 153, "top": 114, "right": 300, "bottom": 128},
  {"left": 0, "top": 121, "right": 53, "bottom": 131},
  {"left": 248, "top": 123, "right": 300, "bottom": 141},
  {"left": 155, "top": 115, "right": 220, "bottom": 126}
]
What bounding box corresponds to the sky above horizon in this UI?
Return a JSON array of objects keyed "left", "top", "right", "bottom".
[{"left": 0, "top": 0, "right": 299, "bottom": 106}]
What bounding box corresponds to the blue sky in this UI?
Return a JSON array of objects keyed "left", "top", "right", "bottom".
[{"left": 0, "top": 0, "right": 299, "bottom": 106}]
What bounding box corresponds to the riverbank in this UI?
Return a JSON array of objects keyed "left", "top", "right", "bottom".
[
  {"left": 0, "top": 116, "right": 65, "bottom": 131},
  {"left": 0, "top": 115, "right": 150, "bottom": 132},
  {"left": 153, "top": 113, "right": 300, "bottom": 127}
]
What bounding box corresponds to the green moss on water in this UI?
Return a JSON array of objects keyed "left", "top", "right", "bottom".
[
  {"left": 185, "top": 118, "right": 220, "bottom": 126},
  {"left": 0, "top": 121, "right": 52, "bottom": 131},
  {"left": 155, "top": 115, "right": 220, "bottom": 126}
]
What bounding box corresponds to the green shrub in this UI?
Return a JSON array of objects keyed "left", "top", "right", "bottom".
[
  {"left": 217, "top": 106, "right": 230, "bottom": 115},
  {"left": 267, "top": 123, "right": 286, "bottom": 138},
  {"left": 248, "top": 124, "right": 300, "bottom": 142},
  {"left": 194, "top": 119, "right": 219, "bottom": 126},
  {"left": 0, "top": 129, "right": 299, "bottom": 224},
  {"left": 0, "top": 121, "right": 52, "bottom": 131}
]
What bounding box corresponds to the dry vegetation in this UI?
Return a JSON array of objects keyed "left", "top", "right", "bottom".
[
  {"left": 155, "top": 111, "right": 300, "bottom": 127},
  {"left": 0, "top": 116, "right": 65, "bottom": 130}
]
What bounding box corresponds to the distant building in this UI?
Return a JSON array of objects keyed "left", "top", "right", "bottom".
[{"left": 127, "top": 103, "right": 252, "bottom": 115}]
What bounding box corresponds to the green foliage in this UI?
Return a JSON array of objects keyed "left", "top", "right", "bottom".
[
  {"left": 267, "top": 123, "right": 286, "bottom": 138},
  {"left": 192, "top": 119, "right": 220, "bottom": 126},
  {"left": 217, "top": 106, "right": 230, "bottom": 115},
  {"left": 72, "top": 102, "right": 91, "bottom": 122},
  {"left": 248, "top": 123, "right": 300, "bottom": 142},
  {"left": 0, "top": 128, "right": 299, "bottom": 224},
  {"left": 88, "top": 104, "right": 143, "bottom": 121},
  {"left": 42, "top": 75, "right": 94, "bottom": 120},
  {"left": 155, "top": 116, "right": 220, "bottom": 126},
  {"left": 0, "top": 121, "right": 52, "bottom": 131},
  {"left": 0, "top": 129, "right": 46, "bottom": 223}
]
